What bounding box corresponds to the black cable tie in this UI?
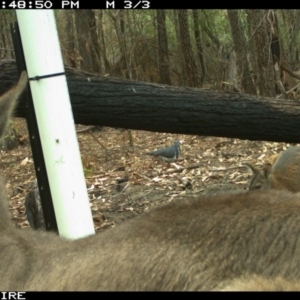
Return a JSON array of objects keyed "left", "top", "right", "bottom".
[{"left": 28, "top": 72, "right": 66, "bottom": 81}]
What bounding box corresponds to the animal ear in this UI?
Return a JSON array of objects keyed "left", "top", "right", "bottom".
[
  {"left": 262, "top": 163, "right": 272, "bottom": 176},
  {"left": 244, "top": 162, "right": 269, "bottom": 190},
  {"left": 243, "top": 162, "right": 261, "bottom": 174},
  {"left": 244, "top": 162, "right": 271, "bottom": 176},
  {"left": 268, "top": 153, "right": 280, "bottom": 165},
  {"left": 0, "top": 71, "right": 27, "bottom": 139}
]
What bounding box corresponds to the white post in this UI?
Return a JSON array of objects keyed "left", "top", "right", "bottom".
[{"left": 16, "top": 11, "right": 95, "bottom": 239}]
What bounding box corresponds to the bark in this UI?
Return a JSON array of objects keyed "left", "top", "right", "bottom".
[
  {"left": 178, "top": 10, "right": 200, "bottom": 87},
  {"left": 248, "top": 10, "right": 276, "bottom": 97},
  {"left": 74, "top": 10, "right": 100, "bottom": 73},
  {"left": 98, "top": 11, "right": 110, "bottom": 73},
  {"left": 172, "top": 10, "right": 185, "bottom": 85},
  {"left": 156, "top": 10, "right": 171, "bottom": 85},
  {"left": 109, "top": 10, "right": 129, "bottom": 79},
  {"left": 227, "top": 10, "right": 256, "bottom": 95},
  {"left": 58, "top": 10, "right": 77, "bottom": 69},
  {"left": 192, "top": 9, "right": 206, "bottom": 85},
  {"left": 2, "top": 59, "right": 300, "bottom": 143},
  {"left": 0, "top": 11, "right": 16, "bottom": 60}
]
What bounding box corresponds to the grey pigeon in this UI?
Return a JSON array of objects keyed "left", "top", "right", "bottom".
[{"left": 145, "top": 141, "right": 182, "bottom": 162}]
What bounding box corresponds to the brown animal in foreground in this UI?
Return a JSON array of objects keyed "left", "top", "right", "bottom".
[
  {"left": 2, "top": 72, "right": 300, "bottom": 290},
  {"left": 246, "top": 146, "right": 300, "bottom": 192},
  {"left": 221, "top": 276, "right": 300, "bottom": 291}
]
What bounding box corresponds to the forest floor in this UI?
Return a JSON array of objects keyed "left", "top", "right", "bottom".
[{"left": 2, "top": 118, "right": 294, "bottom": 232}]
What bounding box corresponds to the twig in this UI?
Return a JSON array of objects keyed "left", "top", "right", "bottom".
[
  {"left": 132, "top": 188, "right": 155, "bottom": 201},
  {"left": 77, "top": 126, "right": 96, "bottom": 133},
  {"left": 89, "top": 131, "right": 111, "bottom": 159}
]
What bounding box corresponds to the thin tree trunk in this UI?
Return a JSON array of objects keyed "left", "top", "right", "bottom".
[
  {"left": 110, "top": 10, "right": 130, "bottom": 79},
  {"left": 172, "top": 10, "right": 185, "bottom": 86},
  {"left": 178, "top": 10, "right": 200, "bottom": 87},
  {"left": 0, "top": 12, "right": 15, "bottom": 59},
  {"left": 156, "top": 10, "right": 171, "bottom": 85},
  {"left": 98, "top": 10, "right": 110, "bottom": 74},
  {"left": 73, "top": 10, "right": 101, "bottom": 73},
  {"left": 227, "top": 10, "right": 256, "bottom": 95},
  {"left": 248, "top": 10, "right": 276, "bottom": 97},
  {"left": 192, "top": 10, "right": 206, "bottom": 85}
]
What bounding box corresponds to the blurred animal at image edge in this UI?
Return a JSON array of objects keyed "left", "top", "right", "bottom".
[{"left": 246, "top": 146, "right": 300, "bottom": 192}]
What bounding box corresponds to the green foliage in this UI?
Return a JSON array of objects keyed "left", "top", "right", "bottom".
[
  {"left": 83, "top": 167, "right": 94, "bottom": 177},
  {"left": 204, "top": 10, "right": 232, "bottom": 45}
]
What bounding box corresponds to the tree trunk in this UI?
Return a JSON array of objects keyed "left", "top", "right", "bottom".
[
  {"left": 88, "top": 10, "right": 102, "bottom": 73},
  {"left": 57, "top": 10, "right": 77, "bottom": 69},
  {"left": 2, "top": 60, "right": 300, "bottom": 143},
  {"left": 282, "top": 10, "right": 300, "bottom": 65},
  {"left": 248, "top": 10, "right": 276, "bottom": 97},
  {"left": 172, "top": 10, "right": 185, "bottom": 86},
  {"left": 0, "top": 11, "right": 16, "bottom": 60},
  {"left": 246, "top": 10, "right": 258, "bottom": 87},
  {"left": 227, "top": 10, "right": 256, "bottom": 95},
  {"left": 109, "top": 10, "right": 130, "bottom": 79},
  {"left": 178, "top": 10, "right": 200, "bottom": 87},
  {"left": 192, "top": 10, "right": 206, "bottom": 85},
  {"left": 74, "top": 10, "right": 100, "bottom": 73},
  {"left": 156, "top": 10, "right": 171, "bottom": 85},
  {"left": 98, "top": 11, "right": 110, "bottom": 74}
]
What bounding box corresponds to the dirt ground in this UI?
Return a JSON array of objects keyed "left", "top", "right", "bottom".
[{"left": 1, "top": 118, "right": 295, "bottom": 232}]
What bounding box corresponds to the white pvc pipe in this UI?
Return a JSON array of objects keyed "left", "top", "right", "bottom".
[{"left": 16, "top": 11, "right": 95, "bottom": 239}]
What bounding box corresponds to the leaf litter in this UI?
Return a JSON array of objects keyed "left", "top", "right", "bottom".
[{"left": 2, "top": 118, "right": 297, "bottom": 232}]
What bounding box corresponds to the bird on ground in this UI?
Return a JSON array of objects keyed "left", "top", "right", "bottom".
[{"left": 145, "top": 141, "right": 182, "bottom": 162}]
